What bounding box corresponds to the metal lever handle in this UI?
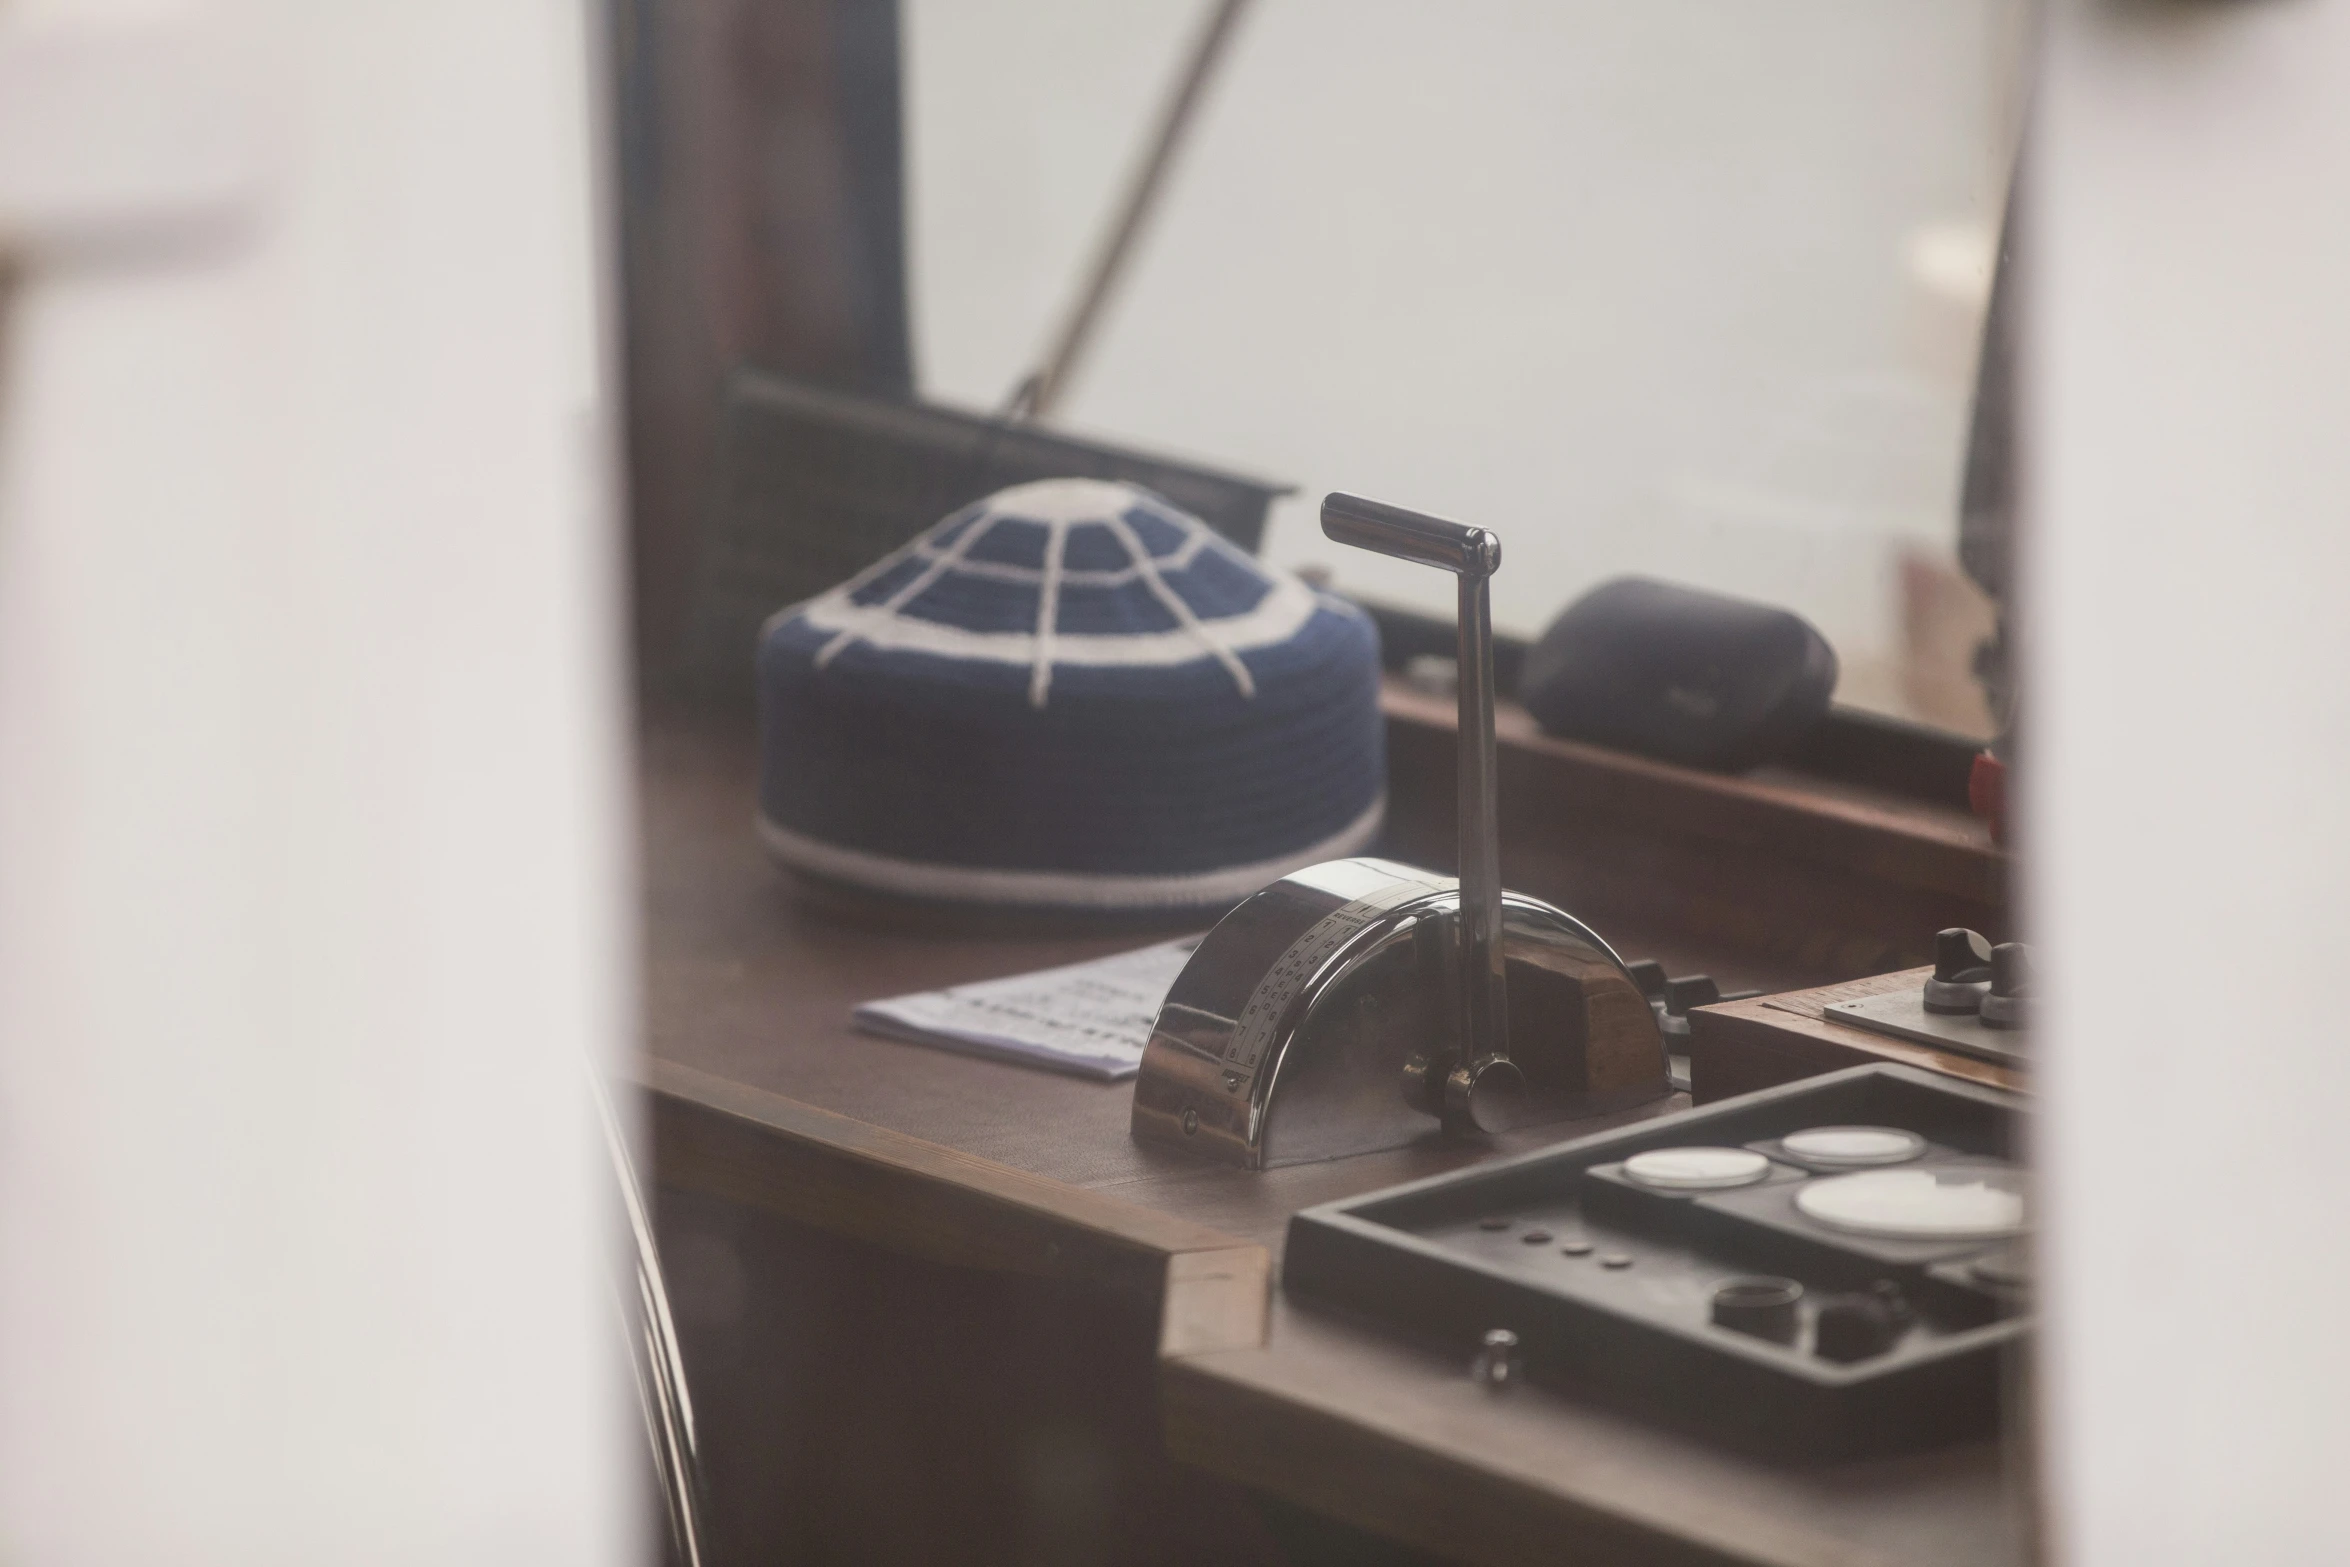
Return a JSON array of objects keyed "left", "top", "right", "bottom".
[
  {"left": 1321, "top": 492, "right": 1503, "bottom": 577},
  {"left": 1320, "top": 493, "right": 1520, "bottom": 1133}
]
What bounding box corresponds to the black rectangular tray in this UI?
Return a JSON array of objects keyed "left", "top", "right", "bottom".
[{"left": 1284, "top": 1065, "right": 2029, "bottom": 1459}]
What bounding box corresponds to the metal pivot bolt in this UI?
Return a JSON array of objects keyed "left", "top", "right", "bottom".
[
  {"left": 1471, "top": 1327, "right": 1522, "bottom": 1389},
  {"left": 1322, "top": 492, "right": 1524, "bottom": 1136}
]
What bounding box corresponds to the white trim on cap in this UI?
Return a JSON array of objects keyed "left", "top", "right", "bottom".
[
  {"left": 755, "top": 793, "right": 1387, "bottom": 909},
  {"left": 795, "top": 570, "right": 1326, "bottom": 672}
]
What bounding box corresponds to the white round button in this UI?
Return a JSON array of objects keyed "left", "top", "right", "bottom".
[
  {"left": 1623, "top": 1146, "right": 1772, "bottom": 1191},
  {"left": 1780, "top": 1125, "right": 1926, "bottom": 1168},
  {"left": 1795, "top": 1168, "right": 2026, "bottom": 1240}
]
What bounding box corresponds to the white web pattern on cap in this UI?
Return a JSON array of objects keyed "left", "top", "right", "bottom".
[
  {"left": 1094, "top": 508, "right": 1255, "bottom": 701},
  {"left": 811, "top": 503, "right": 998, "bottom": 669},
  {"left": 1029, "top": 516, "right": 1067, "bottom": 706},
  {"left": 799, "top": 487, "right": 1315, "bottom": 708}
]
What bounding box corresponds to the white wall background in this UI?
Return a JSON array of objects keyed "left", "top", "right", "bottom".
[
  {"left": 906, "top": 0, "right": 2021, "bottom": 712},
  {"left": 2031, "top": 0, "right": 2350, "bottom": 1560},
  {"left": 0, "top": 3, "right": 637, "bottom": 1562}
]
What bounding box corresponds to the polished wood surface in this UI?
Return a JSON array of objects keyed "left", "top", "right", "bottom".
[
  {"left": 641, "top": 698, "right": 2021, "bottom": 1566},
  {"left": 641, "top": 708, "right": 1782, "bottom": 1256}
]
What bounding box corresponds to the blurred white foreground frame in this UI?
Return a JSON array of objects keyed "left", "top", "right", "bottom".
[
  {"left": 0, "top": 2, "right": 638, "bottom": 1563},
  {"left": 2032, "top": 1, "right": 2350, "bottom": 1562}
]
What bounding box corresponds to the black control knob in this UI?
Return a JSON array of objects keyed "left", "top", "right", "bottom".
[
  {"left": 1623, "top": 958, "right": 1669, "bottom": 1003},
  {"left": 1979, "top": 942, "right": 2029, "bottom": 1030},
  {"left": 1922, "top": 927, "right": 1994, "bottom": 1014},
  {"left": 1711, "top": 1276, "right": 1803, "bottom": 1344},
  {"left": 1813, "top": 1293, "right": 1901, "bottom": 1362},
  {"left": 1662, "top": 975, "right": 1720, "bottom": 1015},
  {"left": 1657, "top": 975, "right": 1719, "bottom": 1044}
]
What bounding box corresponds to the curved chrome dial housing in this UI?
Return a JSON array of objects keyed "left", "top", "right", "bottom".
[{"left": 1131, "top": 857, "right": 1669, "bottom": 1169}]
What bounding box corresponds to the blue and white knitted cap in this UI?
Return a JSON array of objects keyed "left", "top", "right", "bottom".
[{"left": 756, "top": 478, "right": 1386, "bottom": 910}]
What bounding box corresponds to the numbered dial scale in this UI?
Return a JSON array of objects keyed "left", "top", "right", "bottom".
[{"left": 1130, "top": 857, "right": 1671, "bottom": 1168}]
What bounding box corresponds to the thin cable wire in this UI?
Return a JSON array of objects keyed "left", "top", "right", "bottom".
[{"left": 1022, "top": 0, "right": 1256, "bottom": 418}]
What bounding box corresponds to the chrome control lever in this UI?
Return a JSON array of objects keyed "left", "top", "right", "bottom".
[
  {"left": 1127, "top": 494, "right": 1669, "bottom": 1169},
  {"left": 1320, "top": 493, "right": 1524, "bottom": 1134}
]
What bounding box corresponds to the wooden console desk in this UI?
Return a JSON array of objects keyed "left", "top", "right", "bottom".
[
  {"left": 641, "top": 690, "right": 2024, "bottom": 1566},
  {"left": 1687, "top": 970, "right": 2027, "bottom": 1106}
]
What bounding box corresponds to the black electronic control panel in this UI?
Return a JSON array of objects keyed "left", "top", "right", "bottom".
[{"left": 1285, "top": 1064, "right": 2028, "bottom": 1459}]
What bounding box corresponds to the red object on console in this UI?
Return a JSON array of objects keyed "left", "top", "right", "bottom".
[{"left": 1969, "top": 751, "right": 2008, "bottom": 845}]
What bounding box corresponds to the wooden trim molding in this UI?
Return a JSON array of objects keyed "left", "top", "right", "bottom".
[{"left": 1382, "top": 681, "right": 2002, "bottom": 905}]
